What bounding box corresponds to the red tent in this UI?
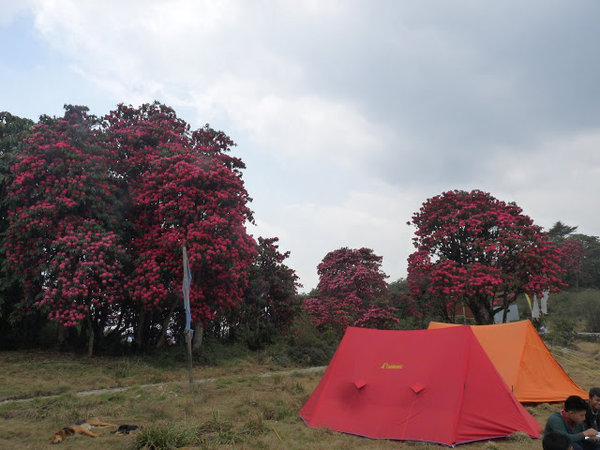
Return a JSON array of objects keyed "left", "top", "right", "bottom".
[{"left": 299, "top": 326, "right": 541, "bottom": 446}]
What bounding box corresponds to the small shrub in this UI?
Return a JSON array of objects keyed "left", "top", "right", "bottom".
[
  {"left": 132, "top": 423, "right": 198, "bottom": 450},
  {"left": 546, "top": 317, "right": 576, "bottom": 347},
  {"left": 145, "top": 347, "right": 187, "bottom": 369},
  {"left": 110, "top": 360, "right": 135, "bottom": 379},
  {"left": 196, "top": 411, "right": 250, "bottom": 446},
  {"left": 259, "top": 399, "right": 297, "bottom": 422},
  {"left": 197, "top": 410, "right": 233, "bottom": 433},
  {"left": 241, "top": 413, "right": 268, "bottom": 436},
  {"left": 264, "top": 312, "right": 337, "bottom": 367},
  {"left": 287, "top": 345, "right": 333, "bottom": 366},
  {"left": 195, "top": 339, "right": 249, "bottom": 366}
]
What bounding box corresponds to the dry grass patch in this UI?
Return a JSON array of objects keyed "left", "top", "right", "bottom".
[
  {"left": 1, "top": 339, "right": 600, "bottom": 449},
  {"left": 0, "top": 349, "right": 296, "bottom": 402}
]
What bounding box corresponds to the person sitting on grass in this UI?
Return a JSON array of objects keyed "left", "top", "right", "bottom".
[
  {"left": 543, "top": 432, "right": 573, "bottom": 450},
  {"left": 586, "top": 388, "right": 600, "bottom": 431},
  {"left": 545, "top": 395, "right": 600, "bottom": 450}
]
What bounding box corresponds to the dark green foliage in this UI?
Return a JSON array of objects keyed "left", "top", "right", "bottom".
[
  {"left": 230, "top": 237, "right": 301, "bottom": 350},
  {"left": 545, "top": 316, "right": 577, "bottom": 347},
  {"left": 547, "top": 221, "right": 579, "bottom": 240},
  {"left": 194, "top": 338, "right": 251, "bottom": 366},
  {"left": 550, "top": 289, "right": 600, "bottom": 333},
  {"left": 548, "top": 289, "right": 600, "bottom": 323},
  {"left": 572, "top": 234, "right": 600, "bottom": 288},
  {"left": 585, "top": 302, "right": 600, "bottom": 333},
  {"left": 286, "top": 344, "right": 334, "bottom": 367},
  {"left": 548, "top": 221, "right": 600, "bottom": 289},
  {"left": 280, "top": 312, "right": 337, "bottom": 366},
  {"left": 0, "top": 112, "right": 34, "bottom": 345}
]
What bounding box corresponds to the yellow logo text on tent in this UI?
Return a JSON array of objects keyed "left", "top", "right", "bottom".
[{"left": 380, "top": 362, "right": 403, "bottom": 369}]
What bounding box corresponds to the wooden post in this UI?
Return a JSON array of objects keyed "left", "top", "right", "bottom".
[{"left": 187, "top": 330, "right": 193, "bottom": 384}]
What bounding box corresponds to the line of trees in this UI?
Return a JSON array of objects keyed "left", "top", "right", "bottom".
[
  {"left": 2, "top": 104, "right": 599, "bottom": 356},
  {"left": 0, "top": 105, "right": 299, "bottom": 355},
  {"left": 302, "top": 192, "right": 600, "bottom": 334}
]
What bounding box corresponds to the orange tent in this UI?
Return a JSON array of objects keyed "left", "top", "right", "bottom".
[{"left": 428, "top": 320, "right": 587, "bottom": 403}]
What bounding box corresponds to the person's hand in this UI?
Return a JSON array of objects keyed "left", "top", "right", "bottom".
[{"left": 583, "top": 428, "right": 598, "bottom": 437}]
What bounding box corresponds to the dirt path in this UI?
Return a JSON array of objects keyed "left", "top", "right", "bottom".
[{"left": 0, "top": 366, "right": 327, "bottom": 406}]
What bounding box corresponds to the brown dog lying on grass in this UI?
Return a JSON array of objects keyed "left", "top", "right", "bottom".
[{"left": 51, "top": 417, "right": 116, "bottom": 444}]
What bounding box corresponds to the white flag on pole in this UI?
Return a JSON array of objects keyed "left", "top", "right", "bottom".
[
  {"left": 541, "top": 290, "right": 548, "bottom": 315},
  {"left": 532, "top": 295, "right": 540, "bottom": 319}
]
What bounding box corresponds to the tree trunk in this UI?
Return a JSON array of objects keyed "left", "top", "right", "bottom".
[
  {"left": 192, "top": 322, "right": 203, "bottom": 352},
  {"left": 86, "top": 314, "right": 95, "bottom": 357},
  {"left": 156, "top": 298, "right": 179, "bottom": 349},
  {"left": 467, "top": 296, "right": 494, "bottom": 324},
  {"left": 136, "top": 309, "right": 146, "bottom": 351},
  {"left": 57, "top": 322, "right": 66, "bottom": 346}
]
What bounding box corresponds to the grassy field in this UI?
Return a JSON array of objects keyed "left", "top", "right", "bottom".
[{"left": 1, "top": 341, "right": 600, "bottom": 449}]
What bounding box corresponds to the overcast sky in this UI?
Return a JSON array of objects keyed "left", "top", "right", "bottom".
[{"left": 2, "top": 0, "right": 599, "bottom": 291}]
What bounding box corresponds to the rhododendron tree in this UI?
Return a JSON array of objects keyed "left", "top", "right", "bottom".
[
  {"left": 104, "top": 103, "right": 256, "bottom": 349},
  {"left": 407, "top": 190, "right": 564, "bottom": 324},
  {"left": 4, "top": 106, "right": 124, "bottom": 353},
  {"left": 303, "top": 247, "right": 396, "bottom": 335},
  {"left": 3, "top": 102, "right": 258, "bottom": 353},
  {"left": 41, "top": 221, "right": 125, "bottom": 354},
  {"left": 558, "top": 238, "right": 585, "bottom": 289},
  {"left": 547, "top": 222, "right": 600, "bottom": 289}
]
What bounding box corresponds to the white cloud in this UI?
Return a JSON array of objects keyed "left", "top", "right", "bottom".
[
  {"left": 192, "top": 80, "right": 387, "bottom": 168},
  {"left": 483, "top": 130, "right": 600, "bottom": 234},
  {"left": 0, "top": 0, "right": 33, "bottom": 26},
  {"left": 255, "top": 182, "right": 423, "bottom": 291},
  {"left": 6, "top": 0, "right": 600, "bottom": 291}
]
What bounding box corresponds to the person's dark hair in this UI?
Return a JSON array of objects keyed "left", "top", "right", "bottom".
[
  {"left": 589, "top": 387, "right": 600, "bottom": 400},
  {"left": 565, "top": 395, "right": 588, "bottom": 412},
  {"left": 543, "top": 431, "right": 571, "bottom": 450}
]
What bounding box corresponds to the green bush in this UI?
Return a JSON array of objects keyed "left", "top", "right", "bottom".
[
  {"left": 279, "top": 312, "right": 337, "bottom": 366},
  {"left": 37, "top": 321, "right": 59, "bottom": 349},
  {"left": 584, "top": 293, "right": 600, "bottom": 333},
  {"left": 286, "top": 345, "right": 333, "bottom": 366},
  {"left": 546, "top": 317, "right": 577, "bottom": 347},
  {"left": 548, "top": 289, "right": 600, "bottom": 322},
  {"left": 239, "top": 321, "right": 278, "bottom": 351},
  {"left": 195, "top": 338, "right": 250, "bottom": 366}
]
